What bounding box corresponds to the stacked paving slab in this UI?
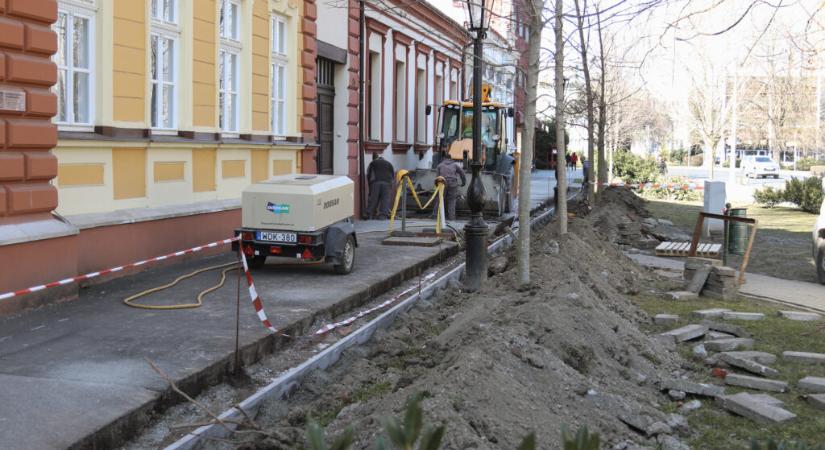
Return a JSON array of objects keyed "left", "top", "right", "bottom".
[
  {"left": 683, "top": 257, "right": 720, "bottom": 282},
  {"left": 703, "top": 266, "right": 739, "bottom": 300}
]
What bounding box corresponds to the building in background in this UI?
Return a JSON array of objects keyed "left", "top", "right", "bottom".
[
  {"left": 53, "top": 0, "right": 315, "bottom": 219},
  {"left": 359, "top": 0, "right": 469, "bottom": 172}
]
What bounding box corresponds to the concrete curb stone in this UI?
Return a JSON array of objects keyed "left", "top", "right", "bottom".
[{"left": 725, "top": 373, "right": 788, "bottom": 392}]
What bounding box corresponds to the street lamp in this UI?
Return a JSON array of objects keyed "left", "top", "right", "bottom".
[{"left": 463, "top": 0, "right": 494, "bottom": 292}]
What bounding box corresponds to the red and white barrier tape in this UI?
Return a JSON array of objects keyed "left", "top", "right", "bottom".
[
  {"left": 314, "top": 271, "right": 438, "bottom": 336},
  {"left": 237, "top": 244, "right": 282, "bottom": 335},
  {"left": 0, "top": 237, "right": 239, "bottom": 302}
]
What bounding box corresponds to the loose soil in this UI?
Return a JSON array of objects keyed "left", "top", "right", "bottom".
[
  {"left": 128, "top": 188, "right": 823, "bottom": 450},
  {"left": 206, "top": 189, "right": 695, "bottom": 450}
]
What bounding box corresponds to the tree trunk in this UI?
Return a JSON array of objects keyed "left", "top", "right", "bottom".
[
  {"left": 516, "top": 0, "right": 543, "bottom": 286},
  {"left": 596, "top": 6, "right": 607, "bottom": 193},
  {"left": 573, "top": 0, "right": 594, "bottom": 204},
  {"left": 555, "top": 0, "right": 567, "bottom": 235}
]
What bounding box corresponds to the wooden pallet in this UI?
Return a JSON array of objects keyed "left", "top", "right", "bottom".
[{"left": 655, "top": 241, "right": 722, "bottom": 257}]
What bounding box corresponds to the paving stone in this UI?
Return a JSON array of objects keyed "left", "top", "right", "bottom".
[
  {"left": 686, "top": 266, "right": 712, "bottom": 293},
  {"left": 722, "top": 311, "right": 765, "bottom": 321},
  {"left": 782, "top": 351, "right": 825, "bottom": 364},
  {"left": 706, "top": 331, "right": 735, "bottom": 339},
  {"left": 684, "top": 257, "right": 720, "bottom": 270},
  {"left": 808, "top": 394, "right": 825, "bottom": 411},
  {"left": 661, "top": 324, "right": 708, "bottom": 342},
  {"left": 691, "top": 308, "right": 731, "bottom": 319},
  {"left": 716, "top": 392, "right": 796, "bottom": 424},
  {"left": 741, "top": 393, "right": 784, "bottom": 406},
  {"left": 666, "top": 291, "right": 699, "bottom": 301},
  {"left": 702, "top": 321, "right": 752, "bottom": 337},
  {"left": 704, "top": 338, "right": 755, "bottom": 352},
  {"left": 713, "top": 266, "right": 737, "bottom": 278},
  {"left": 798, "top": 376, "right": 825, "bottom": 393},
  {"left": 618, "top": 413, "right": 653, "bottom": 434},
  {"left": 719, "top": 353, "right": 780, "bottom": 378},
  {"left": 661, "top": 379, "right": 725, "bottom": 397},
  {"left": 777, "top": 310, "right": 822, "bottom": 321},
  {"left": 721, "top": 351, "right": 776, "bottom": 365},
  {"left": 654, "top": 314, "right": 680, "bottom": 325},
  {"left": 725, "top": 373, "right": 788, "bottom": 392}
]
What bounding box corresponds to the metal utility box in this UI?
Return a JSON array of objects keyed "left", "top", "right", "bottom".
[
  {"left": 242, "top": 174, "right": 354, "bottom": 232},
  {"left": 235, "top": 174, "right": 357, "bottom": 274}
]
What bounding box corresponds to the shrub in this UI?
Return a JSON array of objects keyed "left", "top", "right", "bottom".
[
  {"left": 798, "top": 176, "right": 825, "bottom": 213},
  {"left": 638, "top": 176, "right": 702, "bottom": 202},
  {"left": 669, "top": 148, "right": 688, "bottom": 164},
  {"left": 613, "top": 150, "right": 659, "bottom": 185},
  {"left": 783, "top": 177, "right": 804, "bottom": 205},
  {"left": 753, "top": 186, "right": 784, "bottom": 208},
  {"left": 782, "top": 176, "right": 824, "bottom": 213},
  {"left": 688, "top": 154, "right": 704, "bottom": 167},
  {"left": 795, "top": 157, "right": 824, "bottom": 172}
]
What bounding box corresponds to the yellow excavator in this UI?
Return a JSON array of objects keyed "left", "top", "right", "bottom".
[{"left": 410, "top": 84, "right": 519, "bottom": 216}]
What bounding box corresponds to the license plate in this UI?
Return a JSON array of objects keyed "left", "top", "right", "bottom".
[{"left": 256, "top": 231, "right": 297, "bottom": 243}]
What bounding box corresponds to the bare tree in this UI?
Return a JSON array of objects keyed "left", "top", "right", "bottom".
[
  {"left": 555, "top": 0, "right": 567, "bottom": 235},
  {"left": 573, "top": 0, "right": 595, "bottom": 203}
]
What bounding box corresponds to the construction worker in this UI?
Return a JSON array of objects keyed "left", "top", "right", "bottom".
[
  {"left": 366, "top": 153, "right": 394, "bottom": 219},
  {"left": 436, "top": 155, "right": 466, "bottom": 220}
]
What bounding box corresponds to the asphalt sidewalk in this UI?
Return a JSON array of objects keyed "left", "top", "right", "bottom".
[
  {"left": 627, "top": 253, "right": 825, "bottom": 312},
  {"left": 0, "top": 232, "right": 457, "bottom": 450},
  {"left": 0, "top": 170, "right": 574, "bottom": 450}
]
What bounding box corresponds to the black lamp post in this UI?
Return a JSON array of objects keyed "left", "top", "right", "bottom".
[{"left": 463, "top": 0, "right": 494, "bottom": 292}]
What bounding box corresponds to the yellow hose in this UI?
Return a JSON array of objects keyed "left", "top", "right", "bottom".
[{"left": 123, "top": 262, "right": 240, "bottom": 310}]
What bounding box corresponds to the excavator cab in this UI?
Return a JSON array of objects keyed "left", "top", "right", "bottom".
[{"left": 411, "top": 83, "right": 518, "bottom": 217}]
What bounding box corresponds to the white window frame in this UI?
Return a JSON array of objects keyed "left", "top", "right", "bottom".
[
  {"left": 151, "top": 0, "right": 177, "bottom": 24},
  {"left": 219, "top": 49, "right": 240, "bottom": 133},
  {"left": 219, "top": 0, "right": 240, "bottom": 41},
  {"left": 150, "top": 0, "right": 179, "bottom": 131},
  {"left": 270, "top": 15, "right": 287, "bottom": 136},
  {"left": 54, "top": 0, "right": 97, "bottom": 130},
  {"left": 219, "top": 0, "right": 242, "bottom": 134}
]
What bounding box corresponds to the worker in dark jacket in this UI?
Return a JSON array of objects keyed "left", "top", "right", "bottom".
[
  {"left": 436, "top": 156, "right": 466, "bottom": 220},
  {"left": 366, "top": 153, "right": 394, "bottom": 219}
]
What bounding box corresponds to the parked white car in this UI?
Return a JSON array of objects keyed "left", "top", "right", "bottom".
[
  {"left": 742, "top": 156, "right": 781, "bottom": 179},
  {"left": 814, "top": 177, "right": 825, "bottom": 284}
]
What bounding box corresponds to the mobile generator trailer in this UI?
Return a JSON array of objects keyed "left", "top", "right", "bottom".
[{"left": 233, "top": 174, "right": 357, "bottom": 274}]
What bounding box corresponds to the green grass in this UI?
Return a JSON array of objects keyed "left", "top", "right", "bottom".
[
  {"left": 632, "top": 293, "right": 825, "bottom": 449},
  {"left": 645, "top": 199, "right": 818, "bottom": 283}
]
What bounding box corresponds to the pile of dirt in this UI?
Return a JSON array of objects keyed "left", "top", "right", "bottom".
[
  {"left": 217, "top": 192, "right": 691, "bottom": 450},
  {"left": 585, "top": 188, "right": 651, "bottom": 244}
]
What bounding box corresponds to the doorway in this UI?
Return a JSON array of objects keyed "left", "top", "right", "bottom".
[{"left": 316, "top": 57, "right": 335, "bottom": 174}]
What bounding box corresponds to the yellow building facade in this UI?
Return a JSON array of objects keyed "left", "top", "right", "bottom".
[{"left": 53, "top": 0, "right": 310, "bottom": 216}]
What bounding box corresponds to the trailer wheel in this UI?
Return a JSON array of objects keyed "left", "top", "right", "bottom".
[
  {"left": 333, "top": 235, "right": 356, "bottom": 275},
  {"left": 248, "top": 255, "right": 267, "bottom": 269}
]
